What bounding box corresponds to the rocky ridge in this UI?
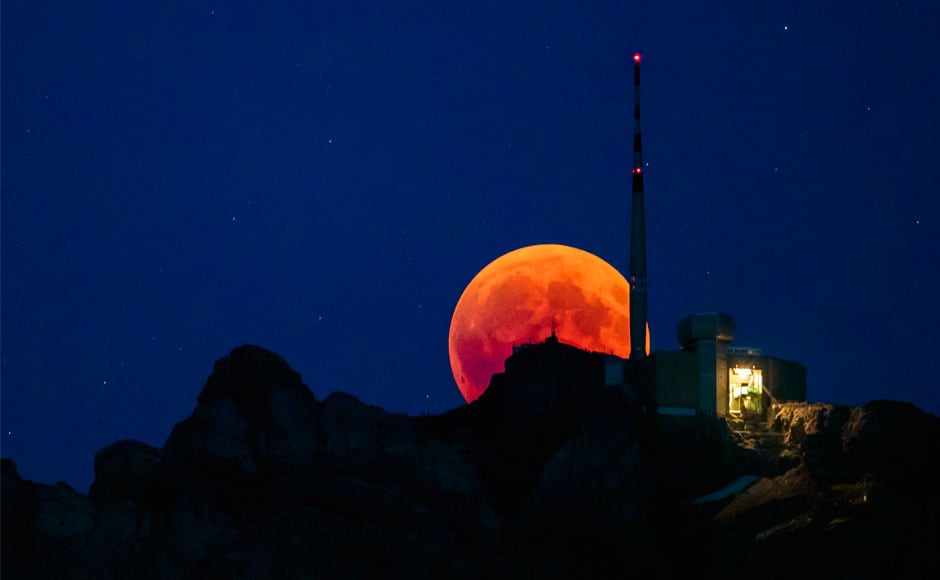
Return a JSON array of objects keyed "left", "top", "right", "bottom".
[{"left": 3, "top": 344, "right": 939, "bottom": 578}]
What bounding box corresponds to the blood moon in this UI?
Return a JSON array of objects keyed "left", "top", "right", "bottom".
[{"left": 448, "top": 243, "right": 646, "bottom": 403}]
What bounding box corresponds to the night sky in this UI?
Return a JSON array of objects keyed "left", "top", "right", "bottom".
[{"left": 3, "top": 2, "right": 939, "bottom": 491}]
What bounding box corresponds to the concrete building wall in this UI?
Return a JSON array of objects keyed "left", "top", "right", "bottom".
[
  {"left": 696, "top": 341, "right": 718, "bottom": 414},
  {"left": 652, "top": 350, "right": 699, "bottom": 409},
  {"left": 715, "top": 341, "right": 730, "bottom": 416},
  {"left": 653, "top": 313, "right": 805, "bottom": 418}
]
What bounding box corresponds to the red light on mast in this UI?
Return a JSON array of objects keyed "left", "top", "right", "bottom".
[{"left": 633, "top": 53, "right": 641, "bottom": 63}]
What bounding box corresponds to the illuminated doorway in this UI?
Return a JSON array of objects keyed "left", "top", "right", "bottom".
[{"left": 729, "top": 367, "right": 763, "bottom": 415}]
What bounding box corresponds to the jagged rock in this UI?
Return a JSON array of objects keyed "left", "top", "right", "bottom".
[
  {"left": 773, "top": 400, "right": 940, "bottom": 487},
  {"left": 772, "top": 401, "right": 848, "bottom": 446}
]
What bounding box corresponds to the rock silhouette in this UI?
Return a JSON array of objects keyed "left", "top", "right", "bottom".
[{"left": 3, "top": 344, "right": 939, "bottom": 578}]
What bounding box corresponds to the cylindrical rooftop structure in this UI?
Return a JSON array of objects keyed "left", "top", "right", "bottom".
[{"left": 677, "top": 312, "right": 736, "bottom": 347}]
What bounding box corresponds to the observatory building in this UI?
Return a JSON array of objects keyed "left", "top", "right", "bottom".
[
  {"left": 630, "top": 312, "right": 806, "bottom": 420},
  {"left": 596, "top": 311, "right": 805, "bottom": 422},
  {"left": 505, "top": 311, "right": 806, "bottom": 423},
  {"left": 618, "top": 54, "right": 805, "bottom": 420}
]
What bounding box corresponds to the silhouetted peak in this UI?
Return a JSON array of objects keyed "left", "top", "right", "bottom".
[
  {"left": 163, "top": 345, "right": 319, "bottom": 477},
  {"left": 198, "top": 344, "right": 313, "bottom": 407}
]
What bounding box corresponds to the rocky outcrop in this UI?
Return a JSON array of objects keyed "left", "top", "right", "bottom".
[
  {"left": 772, "top": 400, "right": 940, "bottom": 488},
  {"left": 679, "top": 401, "right": 940, "bottom": 579},
  {"left": 1, "top": 346, "right": 489, "bottom": 578},
  {"left": 3, "top": 345, "right": 940, "bottom": 578}
]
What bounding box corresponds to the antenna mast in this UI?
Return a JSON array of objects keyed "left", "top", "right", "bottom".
[{"left": 629, "top": 53, "right": 648, "bottom": 359}]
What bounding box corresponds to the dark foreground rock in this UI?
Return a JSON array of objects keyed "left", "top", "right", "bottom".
[{"left": 3, "top": 344, "right": 940, "bottom": 579}]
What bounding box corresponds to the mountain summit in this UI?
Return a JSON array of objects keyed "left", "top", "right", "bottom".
[{"left": 3, "top": 344, "right": 939, "bottom": 578}]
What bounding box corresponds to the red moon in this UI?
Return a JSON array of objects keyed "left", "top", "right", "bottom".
[{"left": 448, "top": 244, "right": 649, "bottom": 403}]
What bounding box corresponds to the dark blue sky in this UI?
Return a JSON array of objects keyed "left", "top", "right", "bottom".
[{"left": 3, "top": 1, "right": 939, "bottom": 491}]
